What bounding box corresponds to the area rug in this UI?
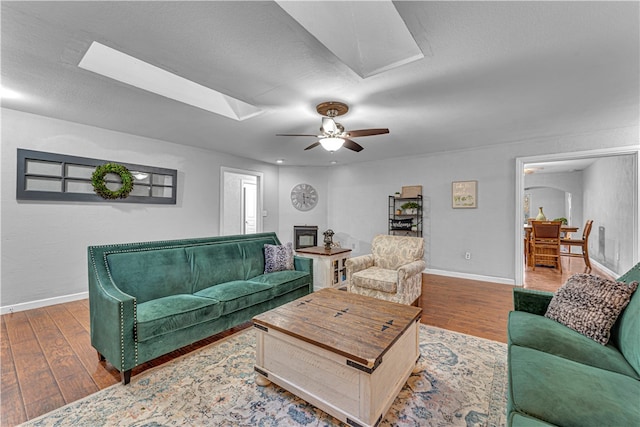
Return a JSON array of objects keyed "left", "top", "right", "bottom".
[{"left": 21, "top": 325, "right": 507, "bottom": 427}]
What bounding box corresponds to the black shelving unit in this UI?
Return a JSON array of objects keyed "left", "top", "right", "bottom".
[{"left": 389, "top": 195, "right": 423, "bottom": 237}]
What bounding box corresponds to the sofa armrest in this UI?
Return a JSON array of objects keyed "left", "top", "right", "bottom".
[
  {"left": 293, "top": 255, "right": 312, "bottom": 273},
  {"left": 398, "top": 260, "right": 426, "bottom": 282},
  {"left": 617, "top": 261, "right": 640, "bottom": 284},
  {"left": 88, "top": 248, "right": 138, "bottom": 373},
  {"left": 293, "top": 255, "right": 313, "bottom": 293},
  {"left": 346, "top": 254, "right": 374, "bottom": 276},
  {"left": 513, "top": 287, "right": 554, "bottom": 315}
]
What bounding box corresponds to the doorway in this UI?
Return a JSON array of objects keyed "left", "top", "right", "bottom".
[
  {"left": 242, "top": 179, "right": 257, "bottom": 234},
  {"left": 515, "top": 147, "right": 639, "bottom": 286},
  {"left": 220, "top": 167, "right": 263, "bottom": 236}
]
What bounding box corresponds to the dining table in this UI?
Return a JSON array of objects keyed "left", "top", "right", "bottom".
[{"left": 524, "top": 224, "right": 579, "bottom": 267}]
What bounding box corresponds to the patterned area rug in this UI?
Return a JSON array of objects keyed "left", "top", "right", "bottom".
[{"left": 22, "top": 325, "right": 507, "bottom": 427}]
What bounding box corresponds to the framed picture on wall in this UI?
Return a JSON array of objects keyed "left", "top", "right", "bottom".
[{"left": 452, "top": 180, "right": 477, "bottom": 208}]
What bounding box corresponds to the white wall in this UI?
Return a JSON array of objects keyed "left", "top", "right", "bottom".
[
  {"left": 277, "top": 166, "right": 330, "bottom": 245},
  {"left": 1, "top": 108, "right": 280, "bottom": 309},
  {"left": 314, "top": 127, "right": 637, "bottom": 283},
  {"left": 3, "top": 108, "right": 638, "bottom": 309},
  {"left": 525, "top": 170, "right": 584, "bottom": 226},
  {"left": 584, "top": 155, "right": 637, "bottom": 273}
]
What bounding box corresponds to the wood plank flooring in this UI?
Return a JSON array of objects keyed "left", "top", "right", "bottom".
[{"left": 1, "top": 260, "right": 614, "bottom": 426}]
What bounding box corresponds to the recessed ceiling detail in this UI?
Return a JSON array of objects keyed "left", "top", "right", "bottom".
[
  {"left": 78, "top": 41, "right": 262, "bottom": 121},
  {"left": 275, "top": 1, "right": 424, "bottom": 78}
]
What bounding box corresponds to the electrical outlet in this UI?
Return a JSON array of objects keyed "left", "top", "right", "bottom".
[{"left": 465, "top": 251, "right": 471, "bottom": 260}]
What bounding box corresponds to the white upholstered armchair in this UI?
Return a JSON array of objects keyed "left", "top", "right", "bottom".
[{"left": 346, "top": 234, "right": 425, "bottom": 306}]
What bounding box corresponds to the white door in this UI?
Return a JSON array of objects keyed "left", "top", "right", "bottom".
[
  {"left": 221, "top": 168, "right": 263, "bottom": 236},
  {"left": 243, "top": 180, "right": 257, "bottom": 234}
]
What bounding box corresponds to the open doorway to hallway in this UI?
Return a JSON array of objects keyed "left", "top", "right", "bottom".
[
  {"left": 220, "top": 167, "right": 263, "bottom": 235},
  {"left": 515, "top": 147, "right": 639, "bottom": 286}
]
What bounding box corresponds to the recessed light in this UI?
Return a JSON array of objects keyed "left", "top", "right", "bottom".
[
  {"left": 276, "top": 159, "right": 284, "bottom": 164},
  {"left": 78, "top": 42, "right": 262, "bottom": 121},
  {"left": 330, "top": 160, "right": 338, "bottom": 165}
]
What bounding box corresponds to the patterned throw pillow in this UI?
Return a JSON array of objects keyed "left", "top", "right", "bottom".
[
  {"left": 264, "top": 242, "right": 295, "bottom": 273},
  {"left": 545, "top": 273, "right": 638, "bottom": 344}
]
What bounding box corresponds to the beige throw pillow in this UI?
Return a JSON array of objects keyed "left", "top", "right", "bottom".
[{"left": 545, "top": 273, "right": 638, "bottom": 345}]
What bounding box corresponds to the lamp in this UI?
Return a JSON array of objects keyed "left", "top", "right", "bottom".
[{"left": 319, "top": 137, "right": 344, "bottom": 152}]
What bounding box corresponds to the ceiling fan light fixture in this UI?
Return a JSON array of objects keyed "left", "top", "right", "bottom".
[{"left": 320, "top": 137, "right": 344, "bottom": 152}]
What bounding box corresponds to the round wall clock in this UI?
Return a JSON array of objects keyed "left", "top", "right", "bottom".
[{"left": 290, "top": 183, "right": 318, "bottom": 211}]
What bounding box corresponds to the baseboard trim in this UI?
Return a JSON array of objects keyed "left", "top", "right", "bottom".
[
  {"left": 1, "top": 292, "right": 88, "bottom": 315},
  {"left": 424, "top": 268, "right": 515, "bottom": 286},
  {"left": 589, "top": 258, "right": 618, "bottom": 278}
]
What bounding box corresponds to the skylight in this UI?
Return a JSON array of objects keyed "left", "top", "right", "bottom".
[
  {"left": 276, "top": 1, "right": 423, "bottom": 78},
  {"left": 78, "top": 42, "right": 262, "bottom": 121}
]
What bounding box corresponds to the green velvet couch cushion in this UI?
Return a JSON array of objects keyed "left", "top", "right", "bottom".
[
  {"left": 513, "top": 288, "right": 553, "bottom": 315},
  {"left": 509, "top": 345, "right": 640, "bottom": 427},
  {"left": 508, "top": 311, "right": 640, "bottom": 379},
  {"left": 185, "top": 244, "right": 245, "bottom": 293},
  {"left": 611, "top": 271, "right": 640, "bottom": 375},
  {"left": 136, "top": 294, "right": 222, "bottom": 342},
  {"left": 194, "top": 280, "right": 273, "bottom": 315},
  {"left": 249, "top": 270, "right": 310, "bottom": 296},
  {"left": 509, "top": 413, "right": 556, "bottom": 427},
  {"left": 238, "top": 238, "right": 277, "bottom": 279},
  {"left": 107, "top": 248, "right": 192, "bottom": 303}
]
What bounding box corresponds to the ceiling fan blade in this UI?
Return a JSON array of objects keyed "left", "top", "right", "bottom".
[
  {"left": 345, "top": 128, "right": 390, "bottom": 137},
  {"left": 342, "top": 138, "right": 364, "bottom": 152},
  {"left": 321, "top": 117, "right": 337, "bottom": 134},
  {"left": 304, "top": 142, "right": 321, "bottom": 150},
  {"left": 276, "top": 133, "right": 318, "bottom": 137}
]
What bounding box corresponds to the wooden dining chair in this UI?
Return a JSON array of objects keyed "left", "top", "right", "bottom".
[
  {"left": 530, "top": 220, "right": 563, "bottom": 272},
  {"left": 560, "top": 219, "right": 593, "bottom": 272}
]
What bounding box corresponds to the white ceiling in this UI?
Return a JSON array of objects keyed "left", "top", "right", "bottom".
[{"left": 2, "top": 1, "right": 638, "bottom": 167}]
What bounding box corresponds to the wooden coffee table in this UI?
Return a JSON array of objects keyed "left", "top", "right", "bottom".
[{"left": 253, "top": 288, "right": 422, "bottom": 427}]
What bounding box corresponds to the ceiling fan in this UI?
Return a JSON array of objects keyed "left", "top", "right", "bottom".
[{"left": 277, "top": 101, "right": 389, "bottom": 152}]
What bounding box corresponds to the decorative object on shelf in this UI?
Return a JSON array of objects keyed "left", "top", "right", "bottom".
[
  {"left": 401, "top": 201, "right": 420, "bottom": 215},
  {"left": 452, "top": 180, "right": 477, "bottom": 209},
  {"left": 535, "top": 207, "right": 546, "bottom": 220},
  {"left": 390, "top": 218, "right": 413, "bottom": 230},
  {"left": 394, "top": 191, "right": 401, "bottom": 198},
  {"left": 323, "top": 229, "right": 334, "bottom": 250},
  {"left": 401, "top": 185, "right": 422, "bottom": 198},
  {"left": 553, "top": 217, "right": 568, "bottom": 225},
  {"left": 389, "top": 195, "right": 423, "bottom": 237},
  {"left": 92, "top": 163, "right": 134, "bottom": 200},
  {"left": 290, "top": 183, "right": 318, "bottom": 211}
]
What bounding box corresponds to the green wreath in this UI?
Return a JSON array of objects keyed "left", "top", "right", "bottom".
[{"left": 91, "top": 163, "right": 134, "bottom": 200}]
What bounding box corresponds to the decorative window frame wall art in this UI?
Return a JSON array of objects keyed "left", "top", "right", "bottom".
[
  {"left": 16, "top": 149, "right": 177, "bottom": 204},
  {"left": 452, "top": 180, "right": 477, "bottom": 209}
]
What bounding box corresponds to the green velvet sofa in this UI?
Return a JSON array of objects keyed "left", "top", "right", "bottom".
[
  {"left": 88, "top": 232, "right": 312, "bottom": 384},
  {"left": 507, "top": 263, "right": 640, "bottom": 426}
]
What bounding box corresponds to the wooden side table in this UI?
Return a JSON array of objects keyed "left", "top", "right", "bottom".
[{"left": 296, "top": 246, "right": 352, "bottom": 291}]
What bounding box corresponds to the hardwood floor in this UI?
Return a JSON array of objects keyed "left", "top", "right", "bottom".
[{"left": 1, "top": 260, "right": 614, "bottom": 426}]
